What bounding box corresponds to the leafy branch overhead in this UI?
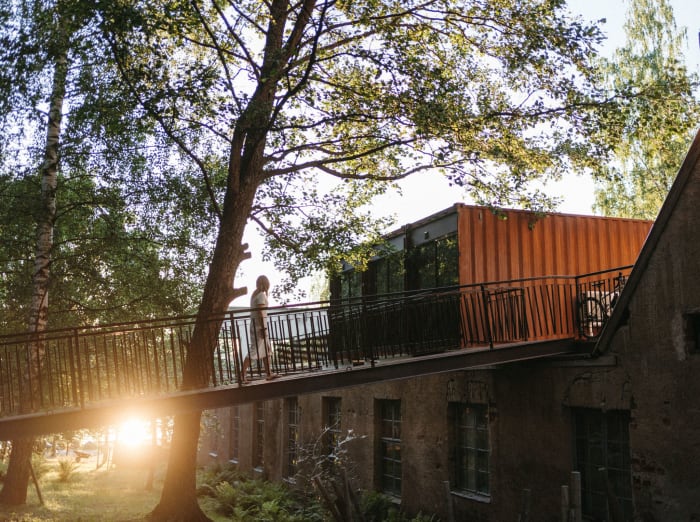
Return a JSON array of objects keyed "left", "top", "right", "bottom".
[{"left": 101, "top": 0, "right": 612, "bottom": 286}]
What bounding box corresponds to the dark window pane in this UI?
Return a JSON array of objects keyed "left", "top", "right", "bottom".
[{"left": 451, "top": 403, "right": 490, "bottom": 496}]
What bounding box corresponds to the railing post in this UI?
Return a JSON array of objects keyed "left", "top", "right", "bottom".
[
  {"left": 69, "top": 328, "right": 83, "bottom": 409},
  {"left": 481, "top": 285, "right": 494, "bottom": 349},
  {"left": 361, "top": 297, "right": 375, "bottom": 367},
  {"left": 229, "top": 311, "right": 244, "bottom": 386},
  {"left": 573, "top": 274, "right": 582, "bottom": 338}
]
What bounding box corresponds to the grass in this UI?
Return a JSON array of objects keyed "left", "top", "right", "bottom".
[{"left": 0, "top": 455, "right": 222, "bottom": 522}]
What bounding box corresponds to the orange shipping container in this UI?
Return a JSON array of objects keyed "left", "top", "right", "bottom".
[{"left": 456, "top": 204, "right": 652, "bottom": 285}]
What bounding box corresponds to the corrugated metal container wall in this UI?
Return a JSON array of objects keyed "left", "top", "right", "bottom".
[{"left": 457, "top": 205, "right": 653, "bottom": 285}]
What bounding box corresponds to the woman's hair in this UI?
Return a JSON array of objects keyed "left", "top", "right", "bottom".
[{"left": 255, "top": 275, "right": 270, "bottom": 294}]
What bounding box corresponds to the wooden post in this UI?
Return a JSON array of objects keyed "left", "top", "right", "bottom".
[
  {"left": 570, "top": 471, "right": 582, "bottom": 522},
  {"left": 29, "top": 460, "right": 43, "bottom": 506},
  {"left": 561, "top": 485, "right": 570, "bottom": 522}
]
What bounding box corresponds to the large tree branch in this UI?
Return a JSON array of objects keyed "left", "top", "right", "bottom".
[{"left": 250, "top": 214, "right": 304, "bottom": 254}]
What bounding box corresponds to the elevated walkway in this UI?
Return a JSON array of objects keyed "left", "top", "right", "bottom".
[
  {"left": 0, "top": 338, "right": 582, "bottom": 439},
  {"left": 0, "top": 268, "right": 627, "bottom": 439}
]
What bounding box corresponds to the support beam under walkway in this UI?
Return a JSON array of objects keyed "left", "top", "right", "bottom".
[{"left": 0, "top": 338, "right": 582, "bottom": 440}]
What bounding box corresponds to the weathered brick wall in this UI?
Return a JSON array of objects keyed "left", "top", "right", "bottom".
[{"left": 603, "top": 151, "right": 700, "bottom": 520}]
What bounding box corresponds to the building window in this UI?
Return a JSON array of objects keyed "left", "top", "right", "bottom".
[
  {"left": 408, "top": 234, "right": 458, "bottom": 290},
  {"left": 378, "top": 399, "right": 401, "bottom": 497},
  {"left": 573, "top": 408, "right": 633, "bottom": 520},
  {"left": 324, "top": 397, "right": 342, "bottom": 457},
  {"left": 340, "top": 270, "right": 362, "bottom": 300},
  {"left": 451, "top": 403, "right": 490, "bottom": 496},
  {"left": 370, "top": 252, "right": 404, "bottom": 295},
  {"left": 253, "top": 401, "right": 265, "bottom": 469},
  {"left": 286, "top": 397, "right": 301, "bottom": 478},
  {"left": 228, "top": 405, "right": 240, "bottom": 462},
  {"left": 684, "top": 312, "right": 700, "bottom": 353}
]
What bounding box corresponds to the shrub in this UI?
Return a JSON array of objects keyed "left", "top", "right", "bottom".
[
  {"left": 212, "top": 480, "right": 238, "bottom": 516},
  {"left": 55, "top": 458, "right": 78, "bottom": 482},
  {"left": 198, "top": 464, "right": 325, "bottom": 521},
  {"left": 359, "top": 490, "right": 440, "bottom": 522}
]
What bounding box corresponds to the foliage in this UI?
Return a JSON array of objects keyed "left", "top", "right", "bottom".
[
  {"left": 592, "top": 0, "right": 700, "bottom": 219},
  {"left": 198, "top": 464, "right": 326, "bottom": 521},
  {"left": 100, "top": 0, "right": 613, "bottom": 298},
  {"left": 291, "top": 428, "right": 364, "bottom": 512},
  {"left": 0, "top": 0, "right": 209, "bottom": 333},
  {"left": 55, "top": 458, "right": 78, "bottom": 483},
  {"left": 359, "top": 491, "right": 438, "bottom": 522},
  {"left": 30, "top": 453, "right": 50, "bottom": 481},
  {"left": 197, "top": 461, "right": 439, "bottom": 522}
]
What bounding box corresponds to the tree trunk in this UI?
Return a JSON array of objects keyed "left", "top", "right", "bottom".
[
  {"left": 150, "top": 190, "right": 256, "bottom": 521},
  {"left": 0, "top": 438, "right": 33, "bottom": 505},
  {"left": 148, "top": 411, "right": 209, "bottom": 521},
  {"left": 150, "top": 3, "right": 301, "bottom": 518},
  {"left": 0, "top": 41, "right": 67, "bottom": 506}
]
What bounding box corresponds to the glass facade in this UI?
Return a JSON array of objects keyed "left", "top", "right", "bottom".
[{"left": 409, "top": 234, "right": 459, "bottom": 290}]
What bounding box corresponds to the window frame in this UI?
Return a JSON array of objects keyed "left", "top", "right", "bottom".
[
  {"left": 573, "top": 408, "right": 633, "bottom": 520},
  {"left": 228, "top": 405, "right": 240, "bottom": 463},
  {"left": 253, "top": 401, "right": 265, "bottom": 470},
  {"left": 450, "top": 402, "right": 490, "bottom": 498},
  {"left": 323, "top": 397, "right": 342, "bottom": 458},
  {"left": 285, "top": 397, "right": 301, "bottom": 478},
  {"left": 377, "top": 399, "right": 402, "bottom": 498}
]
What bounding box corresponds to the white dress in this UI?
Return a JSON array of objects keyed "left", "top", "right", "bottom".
[{"left": 248, "top": 291, "right": 270, "bottom": 360}]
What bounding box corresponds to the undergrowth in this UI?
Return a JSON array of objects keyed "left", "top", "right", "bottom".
[{"left": 198, "top": 462, "right": 440, "bottom": 522}]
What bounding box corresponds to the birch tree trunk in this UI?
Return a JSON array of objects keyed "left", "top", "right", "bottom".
[{"left": 0, "top": 46, "right": 67, "bottom": 506}]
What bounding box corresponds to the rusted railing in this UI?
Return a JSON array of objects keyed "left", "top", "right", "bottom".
[{"left": 0, "top": 267, "right": 632, "bottom": 418}]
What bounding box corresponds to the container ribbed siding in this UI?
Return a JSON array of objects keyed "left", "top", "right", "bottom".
[{"left": 456, "top": 204, "right": 653, "bottom": 285}]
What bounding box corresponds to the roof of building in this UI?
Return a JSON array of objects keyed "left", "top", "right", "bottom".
[{"left": 593, "top": 129, "right": 700, "bottom": 355}]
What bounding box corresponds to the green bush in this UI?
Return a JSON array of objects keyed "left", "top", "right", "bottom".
[
  {"left": 359, "top": 490, "right": 440, "bottom": 522},
  {"left": 55, "top": 457, "right": 78, "bottom": 482},
  {"left": 198, "top": 464, "right": 325, "bottom": 521},
  {"left": 212, "top": 481, "right": 238, "bottom": 516}
]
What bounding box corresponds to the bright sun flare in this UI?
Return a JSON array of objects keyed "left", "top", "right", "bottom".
[{"left": 118, "top": 418, "right": 151, "bottom": 447}]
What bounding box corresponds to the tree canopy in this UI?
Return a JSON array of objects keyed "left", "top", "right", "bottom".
[
  {"left": 592, "top": 0, "right": 700, "bottom": 219},
  {"left": 2, "top": 0, "right": 627, "bottom": 518},
  {"left": 0, "top": 0, "right": 213, "bottom": 332},
  {"left": 101, "top": 0, "right": 612, "bottom": 295},
  {"left": 95, "top": 1, "right": 622, "bottom": 519}
]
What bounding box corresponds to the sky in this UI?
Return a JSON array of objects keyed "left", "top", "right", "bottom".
[{"left": 232, "top": 0, "right": 700, "bottom": 306}]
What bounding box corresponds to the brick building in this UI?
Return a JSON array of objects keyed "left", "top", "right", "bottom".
[{"left": 200, "top": 133, "right": 700, "bottom": 521}]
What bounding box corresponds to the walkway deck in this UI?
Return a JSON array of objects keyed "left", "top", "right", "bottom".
[{"left": 0, "top": 268, "right": 628, "bottom": 439}]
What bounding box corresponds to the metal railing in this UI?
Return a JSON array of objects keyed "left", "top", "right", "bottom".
[
  {"left": 0, "top": 267, "right": 631, "bottom": 418},
  {"left": 575, "top": 266, "right": 633, "bottom": 339}
]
